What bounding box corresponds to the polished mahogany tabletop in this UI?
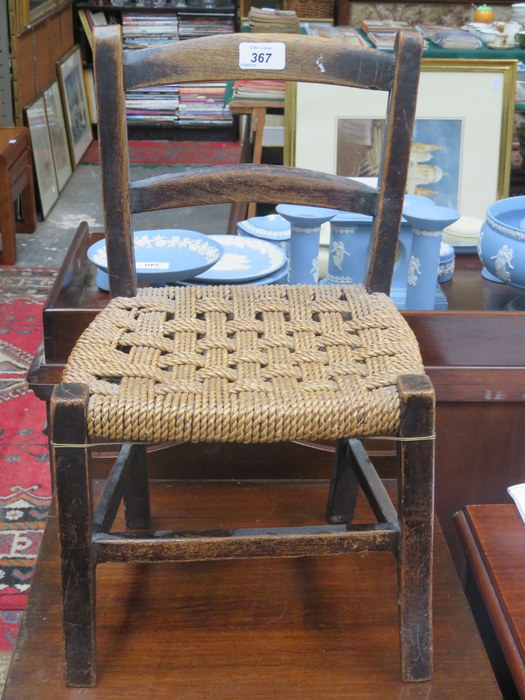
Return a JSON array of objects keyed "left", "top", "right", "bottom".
[{"left": 456, "top": 504, "right": 525, "bottom": 699}]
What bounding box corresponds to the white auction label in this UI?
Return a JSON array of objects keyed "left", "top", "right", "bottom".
[
  {"left": 239, "top": 42, "right": 285, "bottom": 70},
  {"left": 136, "top": 262, "right": 170, "bottom": 270}
]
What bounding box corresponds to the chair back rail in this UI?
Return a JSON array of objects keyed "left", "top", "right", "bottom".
[
  {"left": 123, "top": 32, "right": 395, "bottom": 90},
  {"left": 130, "top": 165, "right": 377, "bottom": 213},
  {"left": 93, "top": 26, "right": 422, "bottom": 299}
]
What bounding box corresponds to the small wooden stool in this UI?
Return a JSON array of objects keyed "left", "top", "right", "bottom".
[
  {"left": 0, "top": 127, "right": 37, "bottom": 265},
  {"left": 227, "top": 99, "right": 284, "bottom": 234}
]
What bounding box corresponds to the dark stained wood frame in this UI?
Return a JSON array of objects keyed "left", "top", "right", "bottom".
[
  {"left": 47, "top": 26, "right": 437, "bottom": 688},
  {"left": 94, "top": 28, "right": 422, "bottom": 298}
]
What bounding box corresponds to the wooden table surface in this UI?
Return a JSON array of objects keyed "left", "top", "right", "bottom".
[
  {"left": 3, "top": 480, "right": 501, "bottom": 699},
  {"left": 456, "top": 504, "right": 525, "bottom": 699}
]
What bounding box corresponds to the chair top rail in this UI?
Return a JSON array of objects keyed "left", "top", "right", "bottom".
[
  {"left": 130, "top": 163, "right": 378, "bottom": 215},
  {"left": 114, "top": 30, "right": 397, "bottom": 91}
]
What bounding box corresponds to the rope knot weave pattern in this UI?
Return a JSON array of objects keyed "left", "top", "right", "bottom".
[{"left": 62, "top": 284, "right": 424, "bottom": 443}]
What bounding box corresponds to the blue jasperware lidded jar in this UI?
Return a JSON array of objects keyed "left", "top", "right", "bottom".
[{"left": 237, "top": 214, "right": 291, "bottom": 257}]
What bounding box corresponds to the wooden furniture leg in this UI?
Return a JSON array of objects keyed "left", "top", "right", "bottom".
[
  {"left": 246, "top": 106, "right": 266, "bottom": 220},
  {"left": 326, "top": 438, "right": 359, "bottom": 523},
  {"left": 0, "top": 127, "right": 37, "bottom": 264},
  {"left": 51, "top": 384, "right": 97, "bottom": 687},
  {"left": 0, "top": 163, "right": 17, "bottom": 264},
  {"left": 398, "top": 374, "right": 435, "bottom": 682},
  {"left": 123, "top": 444, "right": 151, "bottom": 529},
  {"left": 16, "top": 157, "right": 37, "bottom": 234}
]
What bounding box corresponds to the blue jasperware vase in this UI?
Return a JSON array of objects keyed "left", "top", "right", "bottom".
[
  {"left": 402, "top": 204, "right": 460, "bottom": 310},
  {"left": 276, "top": 204, "right": 338, "bottom": 283}
]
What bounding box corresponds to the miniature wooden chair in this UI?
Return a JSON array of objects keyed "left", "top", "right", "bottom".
[{"left": 50, "top": 27, "right": 434, "bottom": 687}]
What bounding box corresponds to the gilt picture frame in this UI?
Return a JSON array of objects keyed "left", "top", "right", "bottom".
[
  {"left": 57, "top": 46, "right": 92, "bottom": 167},
  {"left": 43, "top": 80, "right": 73, "bottom": 192},
  {"left": 24, "top": 94, "right": 59, "bottom": 218},
  {"left": 285, "top": 59, "right": 516, "bottom": 219}
]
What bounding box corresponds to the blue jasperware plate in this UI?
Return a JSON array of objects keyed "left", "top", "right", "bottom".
[
  {"left": 178, "top": 259, "right": 289, "bottom": 286},
  {"left": 188, "top": 235, "right": 287, "bottom": 283},
  {"left": 87, "top": 229, "right": 224, "bottom": 287}
]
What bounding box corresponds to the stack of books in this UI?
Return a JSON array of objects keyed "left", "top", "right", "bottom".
[
  {"left": 77, "top": 9, "right": 117, "bottom": 50},
  {"left": 178, "top": 83, "right": 232, "bottom": 125},
  {"left": 248, "top": 8, "right": 300, "bottom": 34},
  {"left": 118, "top": 12, "right": 233, "bottom": 127},
  {"left": 359, "top": 19, "right": 413, "bottom": 50},
  {"left": 125, "top": 85, "right": 180, "bottom": 125},
  {"left": 121, "top": 13, "right": 179, "bottom": 49},
  {"left": 232, "top": 80, "right": 285, "bottom": 101},
  {"left": 305, "top": 24, "right": 371, "bottom": 47},
  {"left": 177, "top": 14, "right": 234, "bottom": 125},
  {"left": 120, "top": 13, "right": 180, "bottom": 125},
  {"left": 417, "top": 24, "right": 481, "bottom": 49},
  {"left": 178, "top": 14, "right": 235, "bottom": 39}
]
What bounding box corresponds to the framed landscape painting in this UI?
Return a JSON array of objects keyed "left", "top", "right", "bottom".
[
  {"left": 57, "top": 46, "right": 93, "bottom": 167},
  {"left": 43, "top": 80, "right": 73, "bottom": 191},
  {"left": 24, "top": 95, "right": 59, "bottom": 219},
  {"left": 286, "top": 59, "right": 516, "bottom": 220}
]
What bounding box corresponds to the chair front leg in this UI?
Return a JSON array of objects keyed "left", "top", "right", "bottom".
[
  {"left": 397, "top": 374, "right": 435, "bottom": 682},
  {"left": 51, "top": 383, "right": 97, "bottom": 687}
]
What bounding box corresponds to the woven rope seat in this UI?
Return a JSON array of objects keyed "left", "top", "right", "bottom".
[{"left": 63, "top": 283, "right": 424, "bottom": 444}]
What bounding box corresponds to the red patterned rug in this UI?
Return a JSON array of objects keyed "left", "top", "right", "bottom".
[
  {"left": 82, "top": 139, "right": 242, "bottom": 165},
  {"left": 0, "top": 267, "right": 56, "bottom": 663}
]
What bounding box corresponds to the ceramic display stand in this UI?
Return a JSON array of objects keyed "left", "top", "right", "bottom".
[
  {"left": 275, "top": 204, "right": 338, "bottom": 284},
  {"left": 403, "top": 205, "right": 461, "bottom": 311}
]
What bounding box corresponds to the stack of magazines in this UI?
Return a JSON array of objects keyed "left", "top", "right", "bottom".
[
  {"left": 305, "top": 24, "right": 371, "bottom": 47},
  {"left": 417, "top": 24, "right": 481, "bottom": 49},
  {"left": 232, "top": 80, "right": 285, "bottom": 100},
  {"left": 359, "top": 19, "right": 419, "bottom": 50},
  {"left": 248, "top": 8, "right": 300, "bottom": 34},
  {"left": 121, "top": 13, "right": 179, "bottom": 48}
]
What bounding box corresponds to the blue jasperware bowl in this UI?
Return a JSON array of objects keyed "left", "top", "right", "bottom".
[
  {"left": 479, "top": 196, "right": 525, "bottom": 288},
  {"left": 87, "top": 229, "right": 223, "bottom": 291}
]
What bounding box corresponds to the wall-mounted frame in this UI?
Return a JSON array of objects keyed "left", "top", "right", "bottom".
[
  {"left": 285, "top": 59, "right": 516, "bottom": 220},
  {"left": 57, "top": 46, "right": 93, "bottom": 168},
  {"left": 24, "top": 94, "right": 59, "bottom": 218},
  {"left": 43, "top": 80, "right": 73, "bottom": 192},
  {"left": 10, "top": 1, "right": 72, "bottom": 36}
]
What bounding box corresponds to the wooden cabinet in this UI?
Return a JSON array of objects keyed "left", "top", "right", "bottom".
[{"left": 6, "top": 2, "right": 74, "bottom": 125}]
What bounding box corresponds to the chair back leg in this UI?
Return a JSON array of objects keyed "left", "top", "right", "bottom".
[{"left": 326, "top": 438, "right": 360, "bottom": 524}]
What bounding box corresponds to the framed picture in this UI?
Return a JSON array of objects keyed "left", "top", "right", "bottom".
[
  {"left": 24, "top": 95, "right": 59, "bottom": 219},
  {"left": 57, "top": 46, "right": 93, "bottom": 167},
  {"left": 10, "top": 0, "right": 72, "bottom": 36},
  {"left": 285, "top": 59, "right": 516, "bottom": 220},
  {"left": 43, "top": 80, "right": 73, "bottom": 192}
]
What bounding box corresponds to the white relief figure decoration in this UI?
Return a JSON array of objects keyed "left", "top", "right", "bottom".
[
  {"left": 331, "top": 241, "right": 350, "bottom": 270},
  {"left": 491, "top": 245, "right": 514, "bottom": 283},
  {"left": 310, "top": 257, "right": 319, "bottom": 281},
  {"left": 213, "top": 253, "right": 251, "bottom": 271},
  {"left": 407, "top": 256, "right": 422, "bottom": 287}
]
